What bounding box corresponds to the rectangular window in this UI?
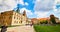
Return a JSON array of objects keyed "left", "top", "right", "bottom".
[
  {"left": 14, "top": 21, "right": 18, "bottom": 23},
  {"left": 19, "top": 21, "right": 20, "bottom": 23},
  {"left": 14, "top": 16, "right": 15, "bottom": 19},
  {"left": 17, "top": 17, "right": 18, "bottom": 19},
  {"left": 21, "top": 21, "right": 22, "bottom": 23}
]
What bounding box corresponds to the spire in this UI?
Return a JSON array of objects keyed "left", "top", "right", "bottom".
[{"left": 16, "top": 4, "right": 20, "bottom": 13}]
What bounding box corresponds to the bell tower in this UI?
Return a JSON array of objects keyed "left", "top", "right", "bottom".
[{"left": 23, "top": 10, "right": 26, "bottom": 16}]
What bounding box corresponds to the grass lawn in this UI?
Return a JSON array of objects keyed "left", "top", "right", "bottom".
[{"left": 34, "top": 24, "right": 60, "bottom": 32}]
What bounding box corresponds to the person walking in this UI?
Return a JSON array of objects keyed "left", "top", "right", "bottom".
[{"left": 1, "top": 23, "right": 8, "bottom": 32}]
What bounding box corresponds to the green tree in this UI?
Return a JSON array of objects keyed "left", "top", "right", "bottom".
[
  {"left": 50, "top": 15, "right": 56, "bottom": 24},
  {"left": 44, "top": 20, "right": 48, "bottom": 24}
]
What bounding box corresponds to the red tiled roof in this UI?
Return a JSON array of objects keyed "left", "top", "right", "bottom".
[{"left": 38, "top": 18, "right": 50, "bottom": 20}]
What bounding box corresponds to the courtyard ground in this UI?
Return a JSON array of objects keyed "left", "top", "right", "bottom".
[{"left": 0, "top": 25, "right": 35, "bottom": 32}]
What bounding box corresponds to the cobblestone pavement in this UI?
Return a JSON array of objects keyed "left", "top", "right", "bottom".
[{"left": 0, "top": 25, "right": 35, "bottom": 32}]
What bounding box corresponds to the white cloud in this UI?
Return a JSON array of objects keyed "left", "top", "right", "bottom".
[
  {"left": 53, "top": 0, "right": 60, "bottom": 15},
  {"left": 25, "top": 2, "right": 29, "bottom": 6},
  {"left": 34, "top": 0, "right": 55, "bottom": 11},
  {"left": 53, "top": 0, "right": 60, "bottom": 11},
  {"left": 0, "top": 0, "right": 24, "bottom": 12},
  {"left": 33, "top": 0, "right": 60, "bottom": 18},
  {"left": 17, "top": 0, "right": 24, "bottom": 5},
  {"left": 34, "top": 11, "right": 49, "bottom": 18},
  {"left": 20, "top": 8, "right": 33, "bottom": 17},
  {"left": 0, "top": 0, "right": 16, "bottom": 11}
]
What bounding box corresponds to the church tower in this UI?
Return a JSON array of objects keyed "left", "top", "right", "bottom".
[
  {"left": 16, "top": 4, "right": 20, "bottom": 13},
  {"left": 23, "top": 10, "right": 26, "bottom": 16},
  {"left": 23, "top": 10, "right": 27, "bottom": 24}
]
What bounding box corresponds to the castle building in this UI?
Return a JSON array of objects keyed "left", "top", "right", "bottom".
[
  {"left": 55, "top": 17, "right": 60, "bottom": 23},
  {"left": 0, "top": 4, "right": 27, "bottom": 26},
  {"left": 0, "top": 10, "right": 27, "bottom": 26},
  {"left": 31, "top": 18, "right": 39, "bottom": 24}
]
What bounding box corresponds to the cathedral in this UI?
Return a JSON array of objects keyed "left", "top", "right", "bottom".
[{"left": 0, "top": 4, "right": 27, "bottom": 26}]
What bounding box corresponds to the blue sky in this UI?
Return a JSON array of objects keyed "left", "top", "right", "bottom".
[{"left": 0, "top": 0, "right": 60, "bottom": 19}]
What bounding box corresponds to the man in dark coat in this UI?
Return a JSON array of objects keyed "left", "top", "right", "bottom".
[
  {"left": 1, "top": 26, "right": 8, "bottom": 32},
  {"left": 1, "top": 23, "right": 8, "bottom": 32}
]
